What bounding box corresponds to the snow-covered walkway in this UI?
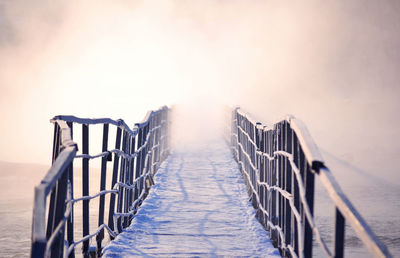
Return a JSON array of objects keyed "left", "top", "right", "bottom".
[{"left": 103, "top": 139, "right": 279, "bottom": 257}]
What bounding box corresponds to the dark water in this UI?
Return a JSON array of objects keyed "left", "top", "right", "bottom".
[
  {"left": 0, "top": 162, "right": 110, "bottom": 258},
  {"left": 0, "top": 162, "right": 46, "bottom": 258},
  {"left": 0, "top": 156, "right": 399, "bottom": 257},
  {"left": 313, "top": 152, "right": 400, "bottom": 257}
]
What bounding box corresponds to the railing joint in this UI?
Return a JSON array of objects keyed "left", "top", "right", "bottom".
[{"left": 311, "top": 161, "right": 325, "bottom": 174}]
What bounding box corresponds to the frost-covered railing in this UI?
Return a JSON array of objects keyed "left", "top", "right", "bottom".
[
  {"left": 229, "top": 107, "right": 391, "bottom": 258},
  {"left": 31, "top": 106, "right": 170, "bottom": 258}
]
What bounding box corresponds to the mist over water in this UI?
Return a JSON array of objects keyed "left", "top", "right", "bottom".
[
  {"left": 0, "top": 0, "right": 399, "bottom": 183},
  {"left": 0, "top": 0, "right": 399, "bottom": 256}
]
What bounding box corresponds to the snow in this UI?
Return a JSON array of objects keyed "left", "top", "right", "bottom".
[{"left": 103, "top": 139, "right": 279, "bottom": 257}]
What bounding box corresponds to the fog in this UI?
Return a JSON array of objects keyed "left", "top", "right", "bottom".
[{"left": 0, "top": 0, "right": 399, "bottom": 185}]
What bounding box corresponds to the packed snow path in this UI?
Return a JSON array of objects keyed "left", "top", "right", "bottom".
[{"left": 103, "top": 139, "right": 280, "bottom": 257}]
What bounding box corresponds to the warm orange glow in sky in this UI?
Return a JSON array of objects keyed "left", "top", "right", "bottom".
[{"left": 0, "top": 0, "right": 399, "bottom": 183}]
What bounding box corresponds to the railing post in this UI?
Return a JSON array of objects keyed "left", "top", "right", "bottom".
[
  {"left": 293, "top": 133, "right": 300, "bottom": 256},
  {"left": 108, "top": 127, "right": 122, "bottom": 235},
  {"left": 134, "top": 127, "right": 143, "bottom": 202},
  {"left": 31, "top": 187, "right": 47, "bottom": 257},
  {"left": 128, "top": 136, "right": 136, "bottom": 225},
  {"left": 123, "top": 133, "right": 132, "bottom": 228},
  {"left": 163, "top": 108, "right": 169, "bottom": 161},
  {"left": 52, "top": 123, "right": 61, "bottom": 163},
  {"left": 66, "top": 122, "right": 74, "bottom": 258},
  {"left": 256, "top": 122, "right": 263, "bottom": 222},
  {"left": 277, "top": 123, "right": 282, "bottom": 249},
  {"left": 284, "top": 121, "right": 292, "bottom": 256},
  {"left": 116, "top": 130, "right": 128, "bottom": 233},
  {"left": 96, "top": 123, "right": 109, "bottom": 255},
  {"left": 271, "top": 125, "right": 278, "bottom": 246},
  {"left": 151, "top": 115, "right": 156, "bottom": 173},
  {"left": 50, "top": 165, "right": 69, "bottom": 258},
  {"left": 264, "top": 129, "right": 270, "bottom": 230},
  {"left": 165, "top": 108, "right": 170, "bottom": 159},
  {"left": 333, "top": 208, "right": 345, "bottom": 258},
  {"left": 303, "top": 162, "right": 315, "bottom": 258},
  {"left": 46, "top": 123, "right": 61, "bottom": 240},
  {"left": 82, "top": 124, "right": 90, "bottom": 257}
]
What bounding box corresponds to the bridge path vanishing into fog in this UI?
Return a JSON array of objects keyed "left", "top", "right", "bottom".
[
  {"left": 33, "top": 107, "right": 392, "bottom": 258},
  {"left": 102, "top": 139, "right": 280, "bottom": 257}
]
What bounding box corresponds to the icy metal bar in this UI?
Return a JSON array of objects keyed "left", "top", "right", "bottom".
[
  {"left": 96, "top": 123, "right": 109, "bottom": 254},
  {"left": 82, "top": 124, "right": 90, "bottom": 256},
  {"left": 108, "top": 127, "right": 122, "bottom": 233}
]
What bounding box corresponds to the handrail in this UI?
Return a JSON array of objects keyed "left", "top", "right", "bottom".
[
  {"left": 50, "top": 116, "right": 138, "bottom": 137},
  {"left": 31, "top": 106, "right": 170, "bottom": 258},
  {"left": 229, "top": 107, "right": 391, "bottom": 258}
]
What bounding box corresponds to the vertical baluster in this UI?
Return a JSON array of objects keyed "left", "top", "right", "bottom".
[
  {"left": 298, "top": 143, "right": 306, "bottom": 256},
  {"left": 271, "top": 125, "right": 278, "bottom": 247},
  {"left": 117, "top": 131, "right": 127, "bottom": 232},
  {"left": 108, "top": 127, "right": 122, "bottom": 235},
  {"left": 281, "top": 122, "right": 286, "bottom": 252},
  {"left": 82, "top": 124, "right": 90, "bottom": 256},
  {"left": 140, "top": 126, "right": 147, "bottom": 197},
  {"left": 285, "top": 122, "right": 292, "bottom": 254},
  {"left": 281, "top": 122, "right": 286, "bottom": 249},
  {"left": 151, "top": 116, "right": 156, "bottom": 173},
  {"left": 66, "top": 122, "right": 75, "bottom": 258},
  {"left": 293, "top": 133, "right": 300, "bottom": 256},
  {"left": 304, "top": 162, "right": 315, "bottom": 258},
  {"left": 46, "top": 123, "right": 60, "bottom": 240},
  {"left": 248, "top": 120, "right": 252, "bottom": 198},
  {"left": 290, "top": 129, "right": 297, "bottom": 256},
  {"left": 233, "top": 112, "right": 237, "bottom": 155},
  {"left": 134, "top": 127, "right": 143, "bottom": 203},
  {"left": 149, "top": 117, "right": 155, "bottom": 190},
  {"left": 280, "top": 122, "right": 284, "bottom": 249},
  {"left": 155, "top": 114, "right": 159, "bottom": 170},
  {"left": 52, "top": 123, "right": 61, "bottom": 163},
  {"left": 248, "top": 121, "right": 252, "bottom": 205},
  {"left": 156, "top": 113, "right": 161, "bottom": 171},
  {"left": 160, "top": 111, "right": 164, "bottom": 161},
  {"left": 262, "top": 129, "right": 267, "bottom": 227},
  {"left": 165, "top": 108, "right": 170, "bottom": 158},
  {"left": 333, "top": 209, "right": 345, "bottom": 258},
  {"left": 164, "top": 108, "right": 169, "bottom": 160},
  {"left": 141, "top": 125, "right": 149, "bottom": 195},
  {"left": 278, "top": 123, "right": 283, "bottom": 249},
  {"left": 251, "top": 122, "right": 257, "bottom": 209},
  {"left": 149, "top": 117, "right": 154, "bottom": 175},
  {"left": 51, "top": 164, "right": 69, "bottom": 258},
  {"left": 159, "top": 113, "right": 162, "bottom": 168},
  {"left": 265, "top": 129, "right": 270, "bottom": 229},
  {"left": 96, "top": 123, "right": 109, "bottom": 254},
  {"left": 257, "top": 123, "right": 264, "bottom": 223},
  {"left": 128, "top": 136, "right": 136, "bottom": 224},
  {"left": 238, "top": 115, "right": 241, "bottom": 164},
  {"left": 123, "top": 134, "right": 131, "bottom": 228}
]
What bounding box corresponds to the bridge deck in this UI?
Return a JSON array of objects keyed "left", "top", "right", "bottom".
[{"left": 103, "top": 139, "right": 279, "bottom": 257}]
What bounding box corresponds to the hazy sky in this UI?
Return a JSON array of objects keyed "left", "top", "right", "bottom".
[{"left": 0, "top": 0, "right": 399, "bottom": 183}]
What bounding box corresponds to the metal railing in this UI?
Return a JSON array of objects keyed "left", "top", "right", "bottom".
[
  {"left": 229, "top": 107, "right": 391, "bottom": 258},
  {"left": 31, "top": 106, "right": 170, "bottom": 258}
]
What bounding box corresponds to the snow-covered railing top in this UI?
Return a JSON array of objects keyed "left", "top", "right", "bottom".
[
  {"left": 31, "top": 106, "right": 170, "bottom": 258},
  {"left": 229, "top": 107, "right": 391, "bottom": 258}
]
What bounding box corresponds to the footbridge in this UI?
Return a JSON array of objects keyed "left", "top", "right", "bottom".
[{"left": 31, "top": 106, "right": 391, "bottom": 257}]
